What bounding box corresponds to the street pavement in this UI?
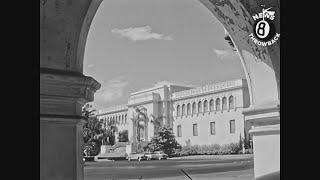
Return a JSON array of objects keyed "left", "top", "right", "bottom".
[{"left": 84, "top": 155, "right": 254, "bottom": 180}]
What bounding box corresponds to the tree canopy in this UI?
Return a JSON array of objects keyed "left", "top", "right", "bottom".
[
  {"left": 82, "top": 104, "right": 111, "bottom": 156},
  {"left": 147, "top": 126, "right": 181, "bottom": 157}
]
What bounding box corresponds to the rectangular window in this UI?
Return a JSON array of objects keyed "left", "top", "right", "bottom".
[
  {"left": 210, "top": 122, "right": 216, "bottom": 135},
  {"left": 193, "top": 124, "right": 198, "bottom": 136},
  {"left": 230, "top": 120, "right": 235, "bottom": 134},
  {"left": 177, "top": 125, "right": 182, "bottom": 137}
]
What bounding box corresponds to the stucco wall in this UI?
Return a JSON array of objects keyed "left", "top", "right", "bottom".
[
  {"left": 99, "top": 80, "right": 250, "bottom": 146},
  {"left": 253, "top": 133, "right": 280, "bottom": 178},
  {"left": 174, "top": 109, "right": 245, "bottom": 146},
  {"left": 172, "top": 86, "right": 249, "bottom": 146}
]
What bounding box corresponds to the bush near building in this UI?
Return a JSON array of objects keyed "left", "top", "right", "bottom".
[
  {"left": 147, "top": 126, "right": 182, "bottom": 157},
  {"left": 177, "top": 142, "right": 243, "bottom": 156}
]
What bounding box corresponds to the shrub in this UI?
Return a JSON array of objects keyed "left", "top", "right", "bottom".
[
  {"left": 229, "top": 142, "right": 242, "bottom": 154},
  {"left": 148, "top": 127, "right": 181, "bottom": 157},
  {"left": 178, "top": 142, "right": 242, "bottom": 156}
]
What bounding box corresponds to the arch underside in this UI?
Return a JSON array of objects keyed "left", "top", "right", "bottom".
[
  {"left": 40, "top": 0, "right": 280, "bottom": 110},
  {"left": 198, "top": 0, "right": 280, "bottom": 110}
]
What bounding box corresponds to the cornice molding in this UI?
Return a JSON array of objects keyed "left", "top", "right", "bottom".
[
  {"left": 172, "top": 85, "right": 245, "bottom": 101},
  {"left": 40, "top": 115, "right": 86, "bottom": 125},
  {"left": 40, "top": 72, "right": 101, "bottom": 102},
  {"left": 249, "top": 124, "right": 280, "bottom": 136}
]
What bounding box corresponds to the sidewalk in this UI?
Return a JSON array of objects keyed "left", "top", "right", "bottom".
[
  {"left": 169, "top": 154, "right": 253, "bottom": 160},
  {"left": 145, "top": 169, "right": 254, "bottom": 180}
]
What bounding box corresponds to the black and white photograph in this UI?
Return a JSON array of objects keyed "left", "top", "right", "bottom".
[{"left": 40, "top": 0, "right": 280, "bottom": 179}]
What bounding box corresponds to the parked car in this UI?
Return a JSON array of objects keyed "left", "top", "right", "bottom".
[
  {"left": 127, "top": 153, "right": 148, "bottom": 161},
  {"left": 144, "top": 152, "right": 152, "bottom": 160},
  {"left": 151, "top": 151, "right": 168, "bottom": 160}
]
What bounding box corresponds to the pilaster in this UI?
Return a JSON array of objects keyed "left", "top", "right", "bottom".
[
  {"left": 243, "top": 101, "right": 280, "bottom": 179},
  {"left": 40, "top": 70, "right": 100, "bottom": 180}
]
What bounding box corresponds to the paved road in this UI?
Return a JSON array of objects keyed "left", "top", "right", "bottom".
[{"left": 84, "top": 156, "right": 254, "bottom": 180}]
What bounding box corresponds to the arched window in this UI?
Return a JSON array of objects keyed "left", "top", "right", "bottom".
[
  {"left": 192, "top": 102, "right": 196, "bottom": 114},
  {"left": 187, "top": 103, "right": 191, "bottom": 115},
  {"left": 216, "top": 98, "right": 221, "bottom": 111},
  {"left": 181, "top": 104, "right": 185, "bottom": 116},
  {"left": 125, "top": 114, "right": 127, "bottom": 124},
  {"left": 198, "top": 101, "right": 202, "bottom": 113},
  {"left": 122, "top": 115, "right": 124, "bottom": 124},
  {"left": 222, "top": 97, "right": 227, "bottom": 110},
  {"left": 204, "top": 100, "right": 208, "bottom": 112},
  {"left": 176, "top": 105, "right": 181, "bottom": 116},
  {"left": 229, "top": 96, "right": 234, "bottom": 109},
  {"left": 210, "top": 99, "right": 214, "bottom": 111}
]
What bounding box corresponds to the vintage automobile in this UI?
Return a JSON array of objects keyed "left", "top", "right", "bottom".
[
  {"left": 127, "top": 153, "right": 148, "bottom": 161},
  {"left": 151, "top": 151, "right": 168, "bottom": 160},
  {"left": 144, "top": 152, "right": 153, "bottom": 161}
]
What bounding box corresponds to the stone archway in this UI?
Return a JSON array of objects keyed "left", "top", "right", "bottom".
[{"left": 40, "top": 0, "right": 279, "bottom": 179}]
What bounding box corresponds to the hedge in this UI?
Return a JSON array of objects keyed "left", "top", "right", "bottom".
[{"left": 176, "top": 142, "right": 244, "bottom": 156}]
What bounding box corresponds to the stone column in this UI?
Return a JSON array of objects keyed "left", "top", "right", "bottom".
[{"left": 40, "top": 72, "right": 100, "bottom": 180}]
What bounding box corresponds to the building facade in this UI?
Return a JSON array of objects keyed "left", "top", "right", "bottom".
[{"left": 97, "top": 79, "right": 251, "bottom": 152}]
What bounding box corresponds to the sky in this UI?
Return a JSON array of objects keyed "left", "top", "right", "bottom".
[{"left": 83, "top": 0, "right": 245, "bottom": 110}]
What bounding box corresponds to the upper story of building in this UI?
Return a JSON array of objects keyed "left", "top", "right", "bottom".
[
  {"left": 172, "top": 79, "right": 250, "bottom": 118},
  {"left": 96, "top": 81, "right": 191, "bottom": 126},
  {"left": 97, "top": 79, "right": 250, "bottom": 126},
  {"left": 127, "top": 81, "right": 192, "bottom": 107},
  {"left": 97, "top": 105, "right": 128, "bottom": 127}
]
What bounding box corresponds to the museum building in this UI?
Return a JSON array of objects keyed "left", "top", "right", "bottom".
[{"left": 97, "top": 79, "right": 251, "bottom": 152}]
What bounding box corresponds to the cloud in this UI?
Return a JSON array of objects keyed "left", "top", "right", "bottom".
[
  {"left": 96, "top": 76, "right": 129, "bottom": 103},
  {"left": 213, "top": 49, "right": 238, "bottom": 60},
  {"left": 111, "top": 26, "right": 172, "bottom": 41}
]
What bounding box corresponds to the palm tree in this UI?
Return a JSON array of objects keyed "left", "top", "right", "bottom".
[
  {"left": 150, "top": 114, "right": 165, "bottom": 135},
  {"left": 82, "top": 103, "right": 108, "bottom": 155}
]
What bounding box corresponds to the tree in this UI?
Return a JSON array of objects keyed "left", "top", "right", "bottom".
[
  {"left": 147, "top": 126, "right": 181, "bottom": 157},
  {"left": 82, "top": 104, "right": 107, "bottom": 156},
  {"left": 150, "top": 115, "right": 164, "bottom": 135}
]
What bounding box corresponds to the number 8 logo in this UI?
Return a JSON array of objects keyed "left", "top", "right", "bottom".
[{"left": 255, "top": 20, "right": 270, "bottom": 39}]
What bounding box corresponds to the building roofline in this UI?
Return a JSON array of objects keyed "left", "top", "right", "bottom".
[
  {"left": 172, "top": 79, "right": 247, "bottom": 100},
  {"left": 97, "top": 105, "right": 128, "bottom": 116},
  {"left": 130, "top": 81, "right": 193, "bottom": 96}
]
